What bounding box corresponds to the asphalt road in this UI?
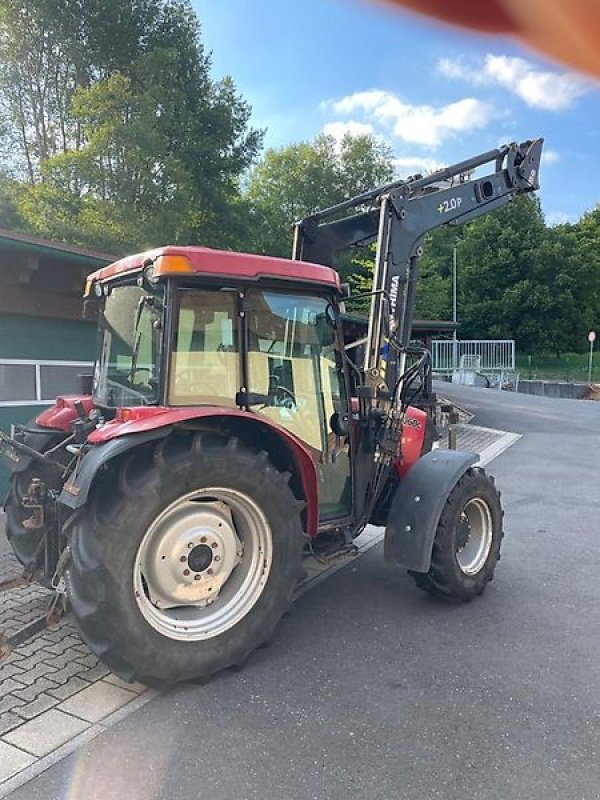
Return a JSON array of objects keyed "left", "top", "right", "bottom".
[{"left": 8, "top": 386, "right": 600, "bottom": 800}]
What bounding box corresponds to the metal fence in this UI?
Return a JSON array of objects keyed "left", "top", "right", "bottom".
[{"left": 431, "top": 340, "right": 515, "bottom": 374}]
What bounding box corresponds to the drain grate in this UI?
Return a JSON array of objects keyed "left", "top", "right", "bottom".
[{"left": 438, "top": 423, "right": 506, "bottom": 454}]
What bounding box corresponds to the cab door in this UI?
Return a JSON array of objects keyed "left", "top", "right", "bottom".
[{"left": 245, "top": 289, "right": 352, "bottom": 522}]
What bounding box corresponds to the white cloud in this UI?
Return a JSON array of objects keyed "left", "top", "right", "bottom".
[
  {"left": 392, "top": 156, "right": 446, "bottom": 175},
  {"left": 322, "top": 120, "right": 374, "bottom": 142},
  {"left": 437, "top": 54, "right": 588, "bottom": 111},
  {"left": 542, "top": 149, "right": 560, "bottom": 164},
  {"left": 546, "top": 210, "right": 577, "bottom": 226},
  {"left": 437, "top": 58, "right": 471, "bottom": 81},
  {"left": 329, "top": 89, "right": 492, "bottom": 147},
  {"left": 486, "top": 56, "right": 586, "bottom": 110}
]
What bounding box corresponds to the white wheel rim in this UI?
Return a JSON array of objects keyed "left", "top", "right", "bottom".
[
  {"left": 455, "top": 497, "right": 493, "bottom": 576},
  {"left": 133, "top": 487, "right": 272, "bottom": 641}
]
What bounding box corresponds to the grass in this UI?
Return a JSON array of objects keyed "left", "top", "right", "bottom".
[{"left": 516, "top": 352, "right": 600, "bottom": 383}]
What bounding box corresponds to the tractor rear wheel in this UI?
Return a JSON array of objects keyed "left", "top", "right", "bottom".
[
  {"left": 66, "top": 433, "right": 305, "bottom": 686},
  {"left": 410, "top": 468, "right": 503, "bottom": 601}
]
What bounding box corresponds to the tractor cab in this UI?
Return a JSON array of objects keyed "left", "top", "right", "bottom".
[{"left": 86, "top": 246, "right": 354, "bottom": 522}]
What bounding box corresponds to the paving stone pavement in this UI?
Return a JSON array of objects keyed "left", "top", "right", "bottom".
[
  {"left": 0, "top": 553, "right": 50, "bottom": 640},
  {"left": 0, "top": 523, "right": 149, "bottom": 788},
  {"left": 0, "top": 519, "right": 383, "bottom": 791}
]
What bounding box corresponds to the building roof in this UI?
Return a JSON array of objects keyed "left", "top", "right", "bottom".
[
  {"left": 0, "top": 228, "right": 114, "bottom": 321},
  {"left": 0, "top": 227, "right": 115, "bottom": 266},
  {"left": 340, "top": 313, "right": 458, "bottom": 335}
]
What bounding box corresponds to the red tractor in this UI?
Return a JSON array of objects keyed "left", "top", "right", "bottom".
[{"left": 0, "top": 140, "right": 543, "bottom": 685}]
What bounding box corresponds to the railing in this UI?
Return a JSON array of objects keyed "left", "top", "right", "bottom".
[{"left": 431, "top": 340, "right": 515, "bottom": 373}]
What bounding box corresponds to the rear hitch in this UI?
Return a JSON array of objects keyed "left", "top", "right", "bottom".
[
  {"left": 21, "top": 477, "right": 46, "bottom": 530},
  {"left": 0, "top": 547, "right": 71, "bottom": 662}
]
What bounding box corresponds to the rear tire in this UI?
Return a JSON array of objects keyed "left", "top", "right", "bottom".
[
  {"left": 66, "top": 432, "right": 305, "bottom": 686},
  {"left": 410, "top": 468, "right": 503, "bottom": 601}
]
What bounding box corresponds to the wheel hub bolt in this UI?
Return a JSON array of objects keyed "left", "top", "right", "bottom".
[
  {"left": 180, "top": 556, "right": 186, "bottom": 562},
  {"left": 183, "top": 568, "right": 190, "bottom": 576},
  {"left": 207, "top": 568, "right": 213, "bottom": 575},
  {"left": 211, "top": 542, "right": 218, "bottom": 549}
]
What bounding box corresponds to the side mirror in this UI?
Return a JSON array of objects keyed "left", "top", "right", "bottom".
[
  {"left": 315, "top": 309, "right": 336, "bottom": 347},
  {"left": 330, "top": 411, "right": 349, "bottom": 436}
]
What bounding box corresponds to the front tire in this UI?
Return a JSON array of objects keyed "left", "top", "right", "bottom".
[
  {"left": 67, "top": 432, "right": 305, "bottom": 686},
  {"left": 410, "top": 468, "right": 503, "bottom": 601}
]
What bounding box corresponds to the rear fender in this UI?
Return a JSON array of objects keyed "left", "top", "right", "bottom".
[
  {"left": 59, "top": 413, "right": 319, "bottom": 535},
  {"left": 59, "top": 428, "right": 171, "bottom": 510},
  {"left": 384, "top": 450, "right": 478, "bottom": 572}
]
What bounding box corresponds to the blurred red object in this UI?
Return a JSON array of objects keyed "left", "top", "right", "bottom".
[
  {"left": 384, "top": 0, "right": 600, "bottom": 79},
  {"left": 385, "top": 0, "right": 516, "bottom": 33}
]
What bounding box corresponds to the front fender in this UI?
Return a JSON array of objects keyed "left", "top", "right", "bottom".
[{"left": 384, "top": 450, "right": 478, "bottom": 572}]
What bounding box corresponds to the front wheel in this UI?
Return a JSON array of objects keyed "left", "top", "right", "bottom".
[
  {"left": 66, "top": 433, "right": 305, "bottom": 686},
  {"left": 410, "top": 468, "right": 503, "bottom": 601}
]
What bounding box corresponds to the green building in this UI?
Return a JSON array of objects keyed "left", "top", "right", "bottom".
[{"left": 0, "top": 228, "right": 112, "bottom": 496}]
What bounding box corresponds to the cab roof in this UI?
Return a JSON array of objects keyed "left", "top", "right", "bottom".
[{"left": 86, "top": 245, "right": 341, "bottom": 292}]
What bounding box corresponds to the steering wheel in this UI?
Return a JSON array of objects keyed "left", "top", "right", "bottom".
[
  {"left": 273, "top": 384, "right": 296, "bottom": 410},
  {"left": 267, "top": 375, "right": 297, "bottom": 411},
  {"left": 127, "top": 366, "right": 155, "bottom": 387}
]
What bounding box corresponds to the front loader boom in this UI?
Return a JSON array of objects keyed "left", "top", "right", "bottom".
[{"left": 293, "top": 139, "right": 543, "bottom": 401}]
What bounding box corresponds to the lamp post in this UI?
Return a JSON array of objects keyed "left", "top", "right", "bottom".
[
  {"left": 452, "top": 243, "right": 458, "bottom": 370},
  {"left": 588, "top": 330, "right": 596, "bottom": 384}
]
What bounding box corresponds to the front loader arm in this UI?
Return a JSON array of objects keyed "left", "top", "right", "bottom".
[
  {"left": 294, "top": 139, "right": 543, "bottom": 398},
  {"left": 293, "top": 138, "right": 542, "bottom": 528}
]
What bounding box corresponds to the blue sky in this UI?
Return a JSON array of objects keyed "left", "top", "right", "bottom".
[{"left": 195, "top": 0, "right": 600, "bottom": 225}]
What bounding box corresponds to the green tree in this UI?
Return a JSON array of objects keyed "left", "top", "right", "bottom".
[
  {"left": 0, "top": 0, "right": 261, "bottom": 252},
  {"left": 562, "top": 208, "right": 600, "bottom": 348},
  {"left": 414, "top": 226, "right": 456, "bottom": 321},
  {"left": 456, "top": 195, "right": 547, "bottom": 349},
  {"left": 246, "top": 133, "right": 394, "bottom": 264},
  {"left": 448, "top": 195, "right": 600, "bottom": 354},
  {"left": 0, "top": 177, "right": 24, "bottom": 230}
]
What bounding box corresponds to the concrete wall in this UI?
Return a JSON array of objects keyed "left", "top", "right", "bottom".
[{"left": 517, "top": 379, "right": 588, "bottom": 400}]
